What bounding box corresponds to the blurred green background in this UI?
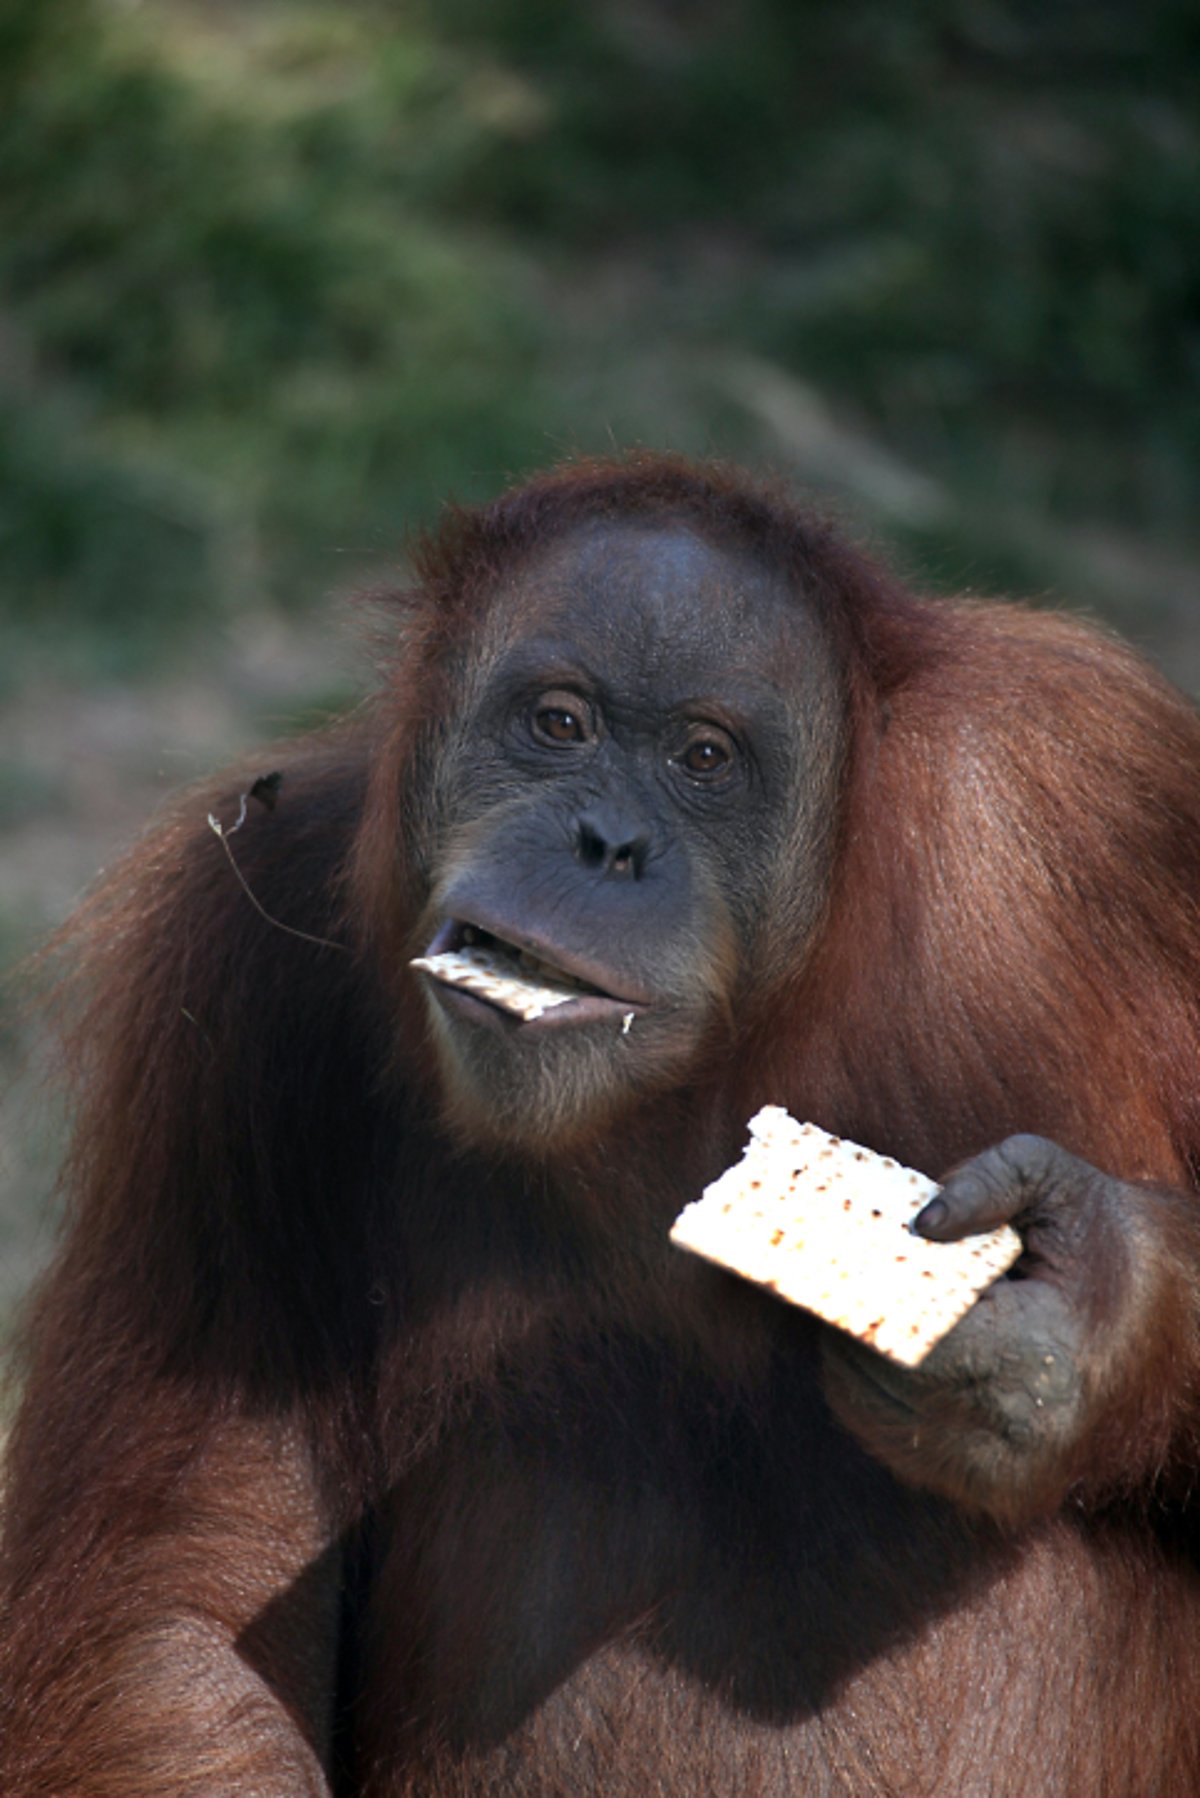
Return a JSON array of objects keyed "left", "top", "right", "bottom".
[{"left": 1, "top": 0, "right": 1198, "bottom": 1316}]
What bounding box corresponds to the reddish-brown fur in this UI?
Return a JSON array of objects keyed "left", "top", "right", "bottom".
[{"left": 5, "top": 453, "right": 1200, "bottom": 1793}]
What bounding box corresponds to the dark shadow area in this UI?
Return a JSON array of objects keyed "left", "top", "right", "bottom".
[{"left": 237, "top": 1323, "right": 1022, "bottom": 1776}]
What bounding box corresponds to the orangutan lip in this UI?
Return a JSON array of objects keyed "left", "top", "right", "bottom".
[{"left": 429, "top": 917, "right": 646, "bottom": 1003}]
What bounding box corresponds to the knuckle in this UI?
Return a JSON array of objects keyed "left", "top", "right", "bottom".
[{"left": 996, "top": 1133, "right": 1057, "bottom": 1178}]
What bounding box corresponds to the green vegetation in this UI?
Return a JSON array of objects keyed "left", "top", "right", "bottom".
[{"left": 0, "top": 0, "right": 1197, "bottom": 667}]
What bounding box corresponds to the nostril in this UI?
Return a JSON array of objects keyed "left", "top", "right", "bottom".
[
  {"left": 577, "top": 823, "right": 607, "bottom": 869},
  {"left": 575, "top": 811, "right": 649, "bottom": 878}
]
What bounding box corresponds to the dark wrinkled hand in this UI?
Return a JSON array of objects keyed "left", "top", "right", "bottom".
[{"left": 821, "top": 1135, "right": 1159, "bottom": 1525}]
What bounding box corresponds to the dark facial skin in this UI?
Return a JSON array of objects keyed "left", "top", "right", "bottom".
[{"left": 412, "top": 519, "right": 846, "bottom": 1151}]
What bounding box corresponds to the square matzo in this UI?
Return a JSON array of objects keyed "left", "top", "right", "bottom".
[{"left": 669, "top": 1107, "right": 1022, "bottom": 1367}]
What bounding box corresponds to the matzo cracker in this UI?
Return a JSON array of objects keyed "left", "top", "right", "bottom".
[
  {"left": 670, "top": 1107, "right": 1022, "bottom": 1367},
  {"left": 411, "top": 943, "right": 581, "bottom": 1022}
]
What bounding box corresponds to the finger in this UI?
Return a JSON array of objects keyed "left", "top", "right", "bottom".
[{"left": 913, "top": 1135, "right": 1063, "bottom": 1241}]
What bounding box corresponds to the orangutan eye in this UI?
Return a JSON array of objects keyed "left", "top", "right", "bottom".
[
  {"left": 537, "top": 708, "right": 583, "bottom": 742},
  {"left": 682, "top": 739, "right": 728, "bottom": 775},
  {"left": 530, "top": 693, "right": 593, "bottom": 746},
  {"left": 675, "top": 729, "right": 735, "bottom": 781}
]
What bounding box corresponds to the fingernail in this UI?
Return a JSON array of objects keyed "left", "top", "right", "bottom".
[{"left": 914, "top": 1197, "right": 949, "bottom": 1235}]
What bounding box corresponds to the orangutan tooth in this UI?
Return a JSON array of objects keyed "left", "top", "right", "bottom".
[{"left": 669, "top": 1107, "right": 1022, "bottom": 1368}]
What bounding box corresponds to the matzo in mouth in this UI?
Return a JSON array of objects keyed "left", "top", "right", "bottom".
[
  {"left": 670, "top": 1107, "right": 1023, "bottom": 1367},
  {"left": 411, "top": 941, "right": 585, "bottom": 1022}
]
